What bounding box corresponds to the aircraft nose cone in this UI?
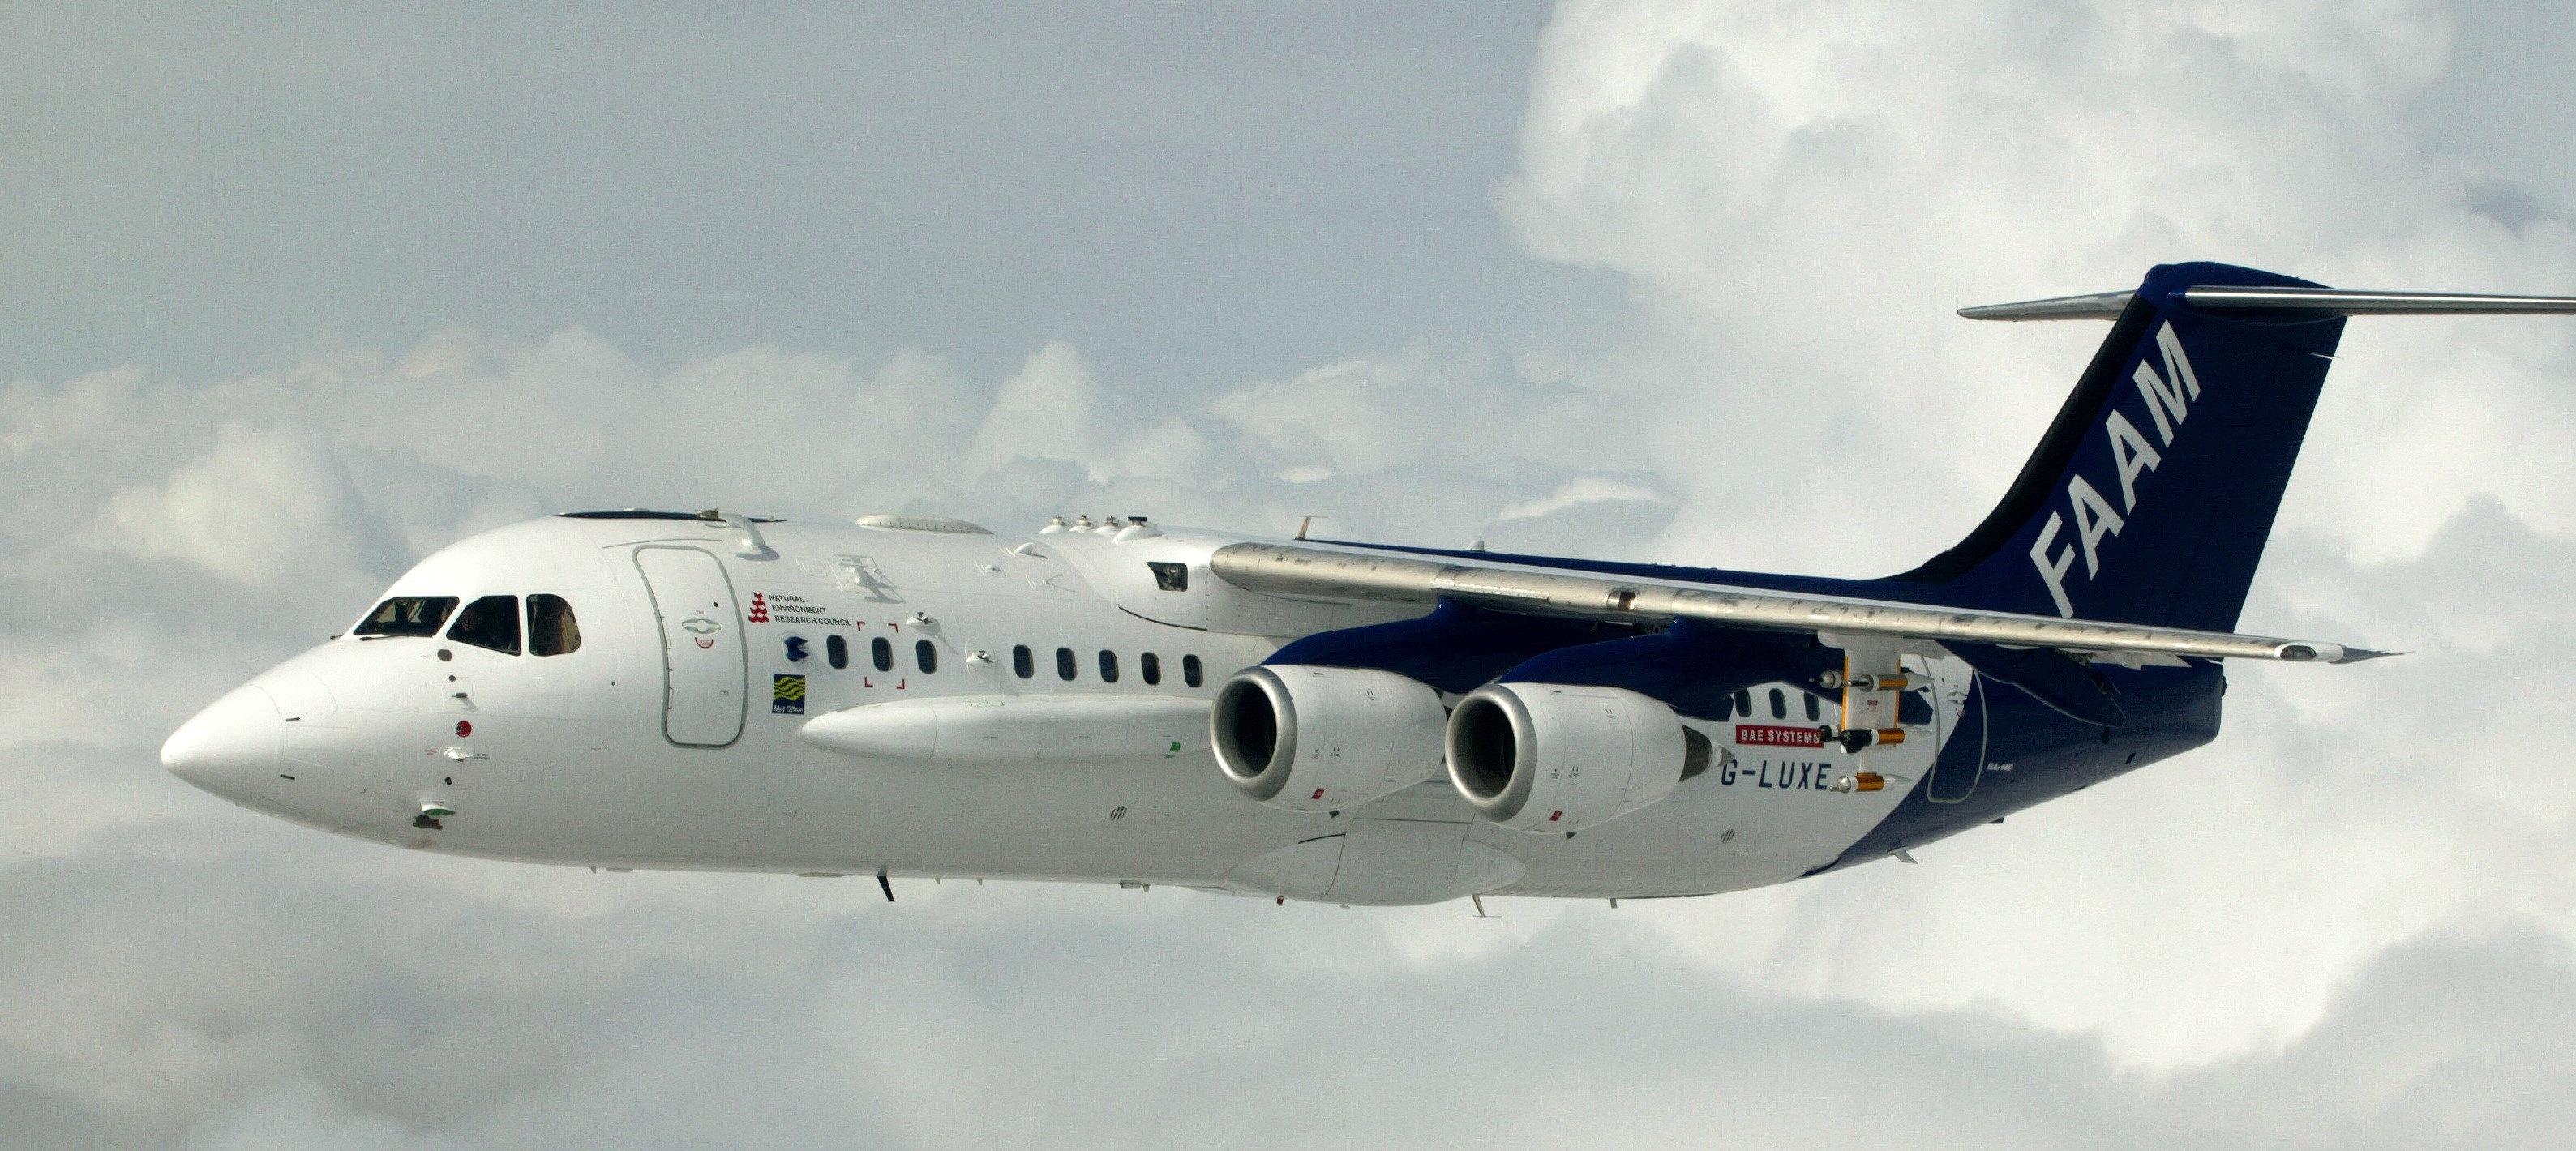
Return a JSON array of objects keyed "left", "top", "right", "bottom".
[{"left": 162, "top": 684, "right": 285, "bottom": 798}]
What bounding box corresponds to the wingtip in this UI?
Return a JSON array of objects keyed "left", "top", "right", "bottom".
[
  {"left": 1956, "top": 290, "right": 2136, "bottom": 322},
  {"left": 2332, "top": 648, "right": 2404, "bottom": 664}
]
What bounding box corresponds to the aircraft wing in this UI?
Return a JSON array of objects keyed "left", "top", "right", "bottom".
[{"left": 1208, "top": 542, "right": 2388, "bottom": 665}]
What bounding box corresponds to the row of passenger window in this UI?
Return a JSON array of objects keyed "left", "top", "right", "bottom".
[
  {"left": 813, "top": 635, "right": 1206, "bottom": 689},
  {"left": 817, "top": 635, "right": 944, "bottom": 674},
  {"left": 355, "top": 595, "right": 582, "bottom": 657},
  {"left": 1010, "top": 645, "right": 1205, "bottom": 688},
  {"left": 1723, "top": 687, "right": 1827, "bottom": 723}
]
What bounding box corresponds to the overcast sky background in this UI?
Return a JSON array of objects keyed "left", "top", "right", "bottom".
[{"left": 9, "top": 2, "right": 2576, "bottom": 1147}]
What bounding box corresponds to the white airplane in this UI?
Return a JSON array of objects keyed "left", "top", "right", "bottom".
[{"left": 164, "top": 263, "right": 2576, "bottom": 905}]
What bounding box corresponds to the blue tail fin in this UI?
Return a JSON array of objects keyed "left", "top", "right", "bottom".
[{"left": 1893, "top": 263, "right": 2345, "bottom": 631}]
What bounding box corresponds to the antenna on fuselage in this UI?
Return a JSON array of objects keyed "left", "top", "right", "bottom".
[{"left": 695, "top": 508, "right": 775, "bottom": 560}]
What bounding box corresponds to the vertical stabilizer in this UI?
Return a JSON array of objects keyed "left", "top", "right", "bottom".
[{"left": 1896, "top": 263, "right": 2345, "bottom": 631}]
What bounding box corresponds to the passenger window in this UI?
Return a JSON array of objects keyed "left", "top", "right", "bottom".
[
  {"left": 915, "top": 640, "right": 937, "bottom": 674},
  {"left": 1182, "top": 654, "right": 1203, "bottom": 687},
  {"left": 354, "top": 596, "right": 456, "bottom": 637},
  {"left": 1056, "top": 647, "right": 1077, "bottom": 681},
  {"left": 1804, "top": 692, "right": 1821, "bottom": 721},
  {"left": 1013, "top": 644, "right": 1035, "bottom": 679},
  {"left": 1140, "top": 652, "right": 1162, "bottom": 686},
  {"left": 1099, "top": 650, "right": 1120, "bottom": 683},
  {"left": 529, "top": 594, "right": 581, "bottom": 656},
  {"left": 827, "top": 635, "right": 848, "bottom": 670},
  {"left": 448, "top": 596, "right": 521, "bottom": 654},
  {"left": 872, "top": 636, "right": 893, "bottom": 672},
  {"left": 1768, "top": 687, "right": 1786, "bottom": 720},
  {"left": 1734, "top": 688, "right": 1753, "bottom": 717},
  {"left": 1147, "top": 562, "right": 1189, "bottom": 592}
]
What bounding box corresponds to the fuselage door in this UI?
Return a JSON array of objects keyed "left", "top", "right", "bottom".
[{"left": 635, "top": 546, "right": 746, "bottom": 747}]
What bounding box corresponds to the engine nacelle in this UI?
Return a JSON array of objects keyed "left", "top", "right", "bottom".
[
  {"left": 1445, "top": 682, "right": 1711, "bottom": 833},
  {"left": 1210, "top": 665, "right": 1448, "bottom": 812}
]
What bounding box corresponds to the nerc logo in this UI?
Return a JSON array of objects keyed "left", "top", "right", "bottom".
[{"left": 2030, "top": 321, "right": 2200, "bottom": 617}]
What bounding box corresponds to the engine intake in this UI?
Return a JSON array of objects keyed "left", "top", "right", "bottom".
[
  {"left": 1210, "top": 665, "right": 1448, "bottom": 811},
  {"left": 1445, "top": 682, "right": 1710, "bottom": 833}
]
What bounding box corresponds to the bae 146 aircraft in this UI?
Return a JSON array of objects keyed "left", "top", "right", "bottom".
[{"left": 164, "top": 263, "right": 2576, "bottom": 906}]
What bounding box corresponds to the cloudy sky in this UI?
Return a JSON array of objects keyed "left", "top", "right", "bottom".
[{"left": 9, "top": 1, "right": 2576, "bottom": 1146}]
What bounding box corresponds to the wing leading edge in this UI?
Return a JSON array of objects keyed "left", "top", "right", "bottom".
[{"left": 1210, "top": 542, "right": 2390, "bottom": 665}]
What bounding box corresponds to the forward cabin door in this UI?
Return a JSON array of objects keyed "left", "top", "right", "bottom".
[{"left": 635, "top": 546, "right": 747, "bottom": 747}]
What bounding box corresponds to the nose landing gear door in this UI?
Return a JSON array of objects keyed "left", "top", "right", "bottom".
[{"left": 635, "top": 546, "right": 747, "bottom": 747}]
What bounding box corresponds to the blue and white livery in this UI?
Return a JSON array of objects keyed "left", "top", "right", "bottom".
[{"left": 161, "top": 263, "right": 2576, "bottom": 905}]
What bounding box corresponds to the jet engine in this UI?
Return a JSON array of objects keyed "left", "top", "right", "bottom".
[
  {"left": 1445, "top": 682, "right": 1712, "bottom": 834},
  {"left": 1210, "top": 665, "right": 1448, "bottom": 812}
]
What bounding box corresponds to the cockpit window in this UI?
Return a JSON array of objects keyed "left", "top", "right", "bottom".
[
  {"left": 448, "top": 595, "right": 522, "bottom": 654},
  {"left": 354, "top": 597, "right": 457, "bottom": 637},
  {"left": 529, "top": 594, "right": 581, "bottom": 656}
]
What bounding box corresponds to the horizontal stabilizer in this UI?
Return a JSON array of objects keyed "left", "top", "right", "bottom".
[{"left": 1961, "top": 285, "right": 2576, "bottom": 322}]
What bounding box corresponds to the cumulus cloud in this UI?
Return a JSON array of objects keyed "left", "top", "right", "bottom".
[
  {"left": 1497, "top": 476, "right": 1665, "bottom": 521},
  {"left": 11, "top": 815, "right": 2576, "bottom": 1150},
  {"left": 8, "top": 0, "right": 2576, "bottom": 1146},
  {"left": 1474, "top": 0, "right": 2576, "bottom": 1074},
  {"left": 96, "top": 424, "right": 401, "bottom": 587},
  {"left": 1499, "top": 0, "right": 2576, "bottom": 573}
]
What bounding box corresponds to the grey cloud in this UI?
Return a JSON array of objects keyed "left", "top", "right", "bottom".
[
  {"left": 1621, "top": 494, "right": 2576, "bottom": 1070},
  {"left": 0, "top": 316, "right": 1661, "bottom": 808},
  {"left": 7, "top": 774, "right": 2574, "bottom": 1151},
  {"left": 0, "top": 1, "right": 1611, "bottom": 392},
  {"left": 1499, "top": 0, "right": 2576, "bottom": 577}
]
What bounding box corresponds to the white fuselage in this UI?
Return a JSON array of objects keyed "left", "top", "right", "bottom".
[{"left": 166, "top": 514, "right": 1952, "bottom": 904}]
